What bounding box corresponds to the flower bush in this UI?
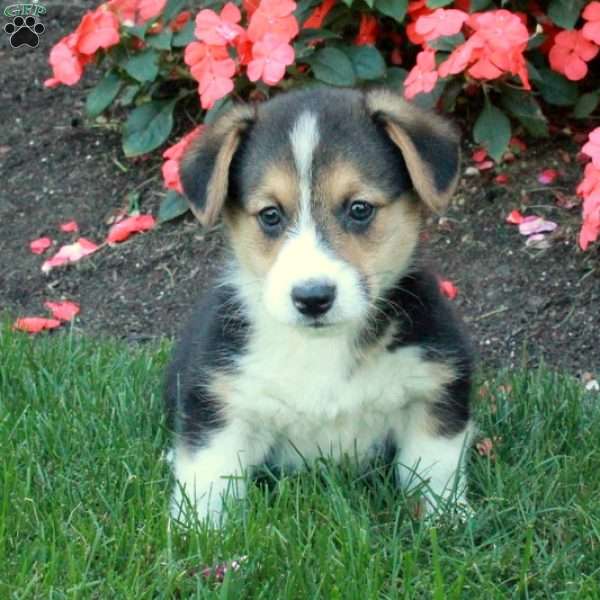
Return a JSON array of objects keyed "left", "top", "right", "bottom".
[{"left": 46, "top": 0, "right": 600, "bottom": 249}]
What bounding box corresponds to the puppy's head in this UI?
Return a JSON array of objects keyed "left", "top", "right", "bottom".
[{"left": 181, "top": 88, "right": 459, "bottom": 331}]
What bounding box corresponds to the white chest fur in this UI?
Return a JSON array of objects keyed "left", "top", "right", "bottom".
[{"left": 226, "top": 317, "right": 452, "bottom": 467}]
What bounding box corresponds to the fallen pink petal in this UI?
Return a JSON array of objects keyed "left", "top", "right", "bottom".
[
  {"left": 107, "top": 214, "right": 156, "bottom": 244},
  {"left": 30, "top": 237, "right": 53, "bottom": 255},
  {"left": 42, "top": 238, "right": 100, "bottom": 273},
  {"left": 44, "top": 300, "right": 80, "bottom": 322},
  {"left": 518, "top": 216, "right": 558, "bottom": 236},
  {"left": 524, "top": 233, "right": 551, "bottom": 248},
  {"left": 439, "top": 279, "right": 458, "bottom": 300},
  {"left": 202, "top": 556, "right": 248, "bottom": 582},
  {"left": 537, "top": 168, "right": 559, "bottom": 185},
  {"left": 60, "top": 220, "right": 79, "bottom": 233},
  {"left": 477, "top": 160, "right": 494, "bottom": 171},
  {"left": 472, "top": 148, "right": 487, "bottom": 163},
  {"left": 13, "top": 317, "right": 62, "bottom": 334},
  {"left": 494, "top": 174, "right": 509, "bottom": 185}
]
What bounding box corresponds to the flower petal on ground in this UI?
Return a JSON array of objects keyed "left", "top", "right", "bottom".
[
  {"left": 506, "top": 209, "right": 524, "bottom": 224},
  {"left": 518, "top": 216, "right": 557, "bottom": 236},
  {"left": 30, "top": 237, "right": 53, "bottom": 254},
  {"left": 537, "top": 168, "right": 559, "bottom": 185},
  {"left": 42, "top": 237, "right": 99, "bottom": 272},
  {"left": 439, "top": 279, "right": 458, "bottom": 300},
  {"left": 13, "top": 317, "right": 62, "bottom": 333},
  {"left": 44, "top": 300, "right": 80, "bottom": 321},
  {"left": 60, "top": 220, "right": 79, "bottom": 233},
  {"left": 107, "top": 214, "right": 156, "bottom": 244}
]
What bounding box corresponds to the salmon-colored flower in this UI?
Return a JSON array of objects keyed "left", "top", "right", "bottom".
[
  {"left": 60, "top": 220, "right": 79, "bottom": 233},
  {"left": 76, "top": 9, "right": 120, "bottom": 54},
  {"left": 580, "top": 194, "right": 600, "bottom": 250},
  {"left": 30, "top": 237, "right": 53, "bottom": 254},
  {"left": 247, "top": 0, "right": 298, "bottom": 43},
  {"left": 582, "top": 2, "right": 600, "bottom": 44},
  {"left": 415, "top": 8, "right": 468, "bottom": 42},
  {"left": 14, "top": 317, "right": 61, "bottom": 333},
  {"left": 195, "top": 3, "right": 244, "bottom": 46},
  {"left": 138, "top": 0, "right": 167, "bottom": 22},
  {"left": 107, "top": 214, "right": 155, "bottom": 244},
  {"left": 355, "top": 13, "right": 378, "bottom": 46},
  {"left": 582, "top": 128, "right": 600, "bottom": 168},
  {"left": 247, "top": 33, "right": 294, "bottom": 85},
  {"left": 106, "top": 0, "right": 138, "bottom": 25},
  {"left": 44, "top": 300, "right": 80, "bottom": 321},
  {"left": 235, "top": 32, "right": 254, "bottom": 65},
  {"left": 577, "top": 163, "right": 600, "bottom": 201},
  {"left": 549, "top": 30, "right": 599, "bottom": 81},
  {"left": 162, "top": 126, "right": 204, "bottom": 193},
  {"left": 303, "top": 0, "right": 336, "bottom": 29},
  {"left": 404, "top": 48, "right": 438, "bottom": 99},
  {"left": 45, "top": 33, "right": 88, "bottom": 87}
]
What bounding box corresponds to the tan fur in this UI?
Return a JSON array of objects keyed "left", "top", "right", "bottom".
[{"left": 365, "top": 89, "right": 460, "bottom": 213}]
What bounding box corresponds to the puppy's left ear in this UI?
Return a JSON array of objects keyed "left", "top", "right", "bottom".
[
  {"left": 365, "top": 89, "right": 460, "bottom": 213},
  {"left": 180, "top": 104, "right": 255, "bottom": 228}
]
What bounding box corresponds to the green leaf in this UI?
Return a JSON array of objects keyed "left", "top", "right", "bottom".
[
  {"left": 296, "top": 28, "right": 340, "bottom": 44},
  {"left": 204, "top": 98, "right": 234, "bottom": 125},
  {"left": 341, "top": 0, "right": 354, "bottom": 6},
  {"left": 122, "top": 100, "right": 176, "bottom": 157},
  {"left": 306, "top": 47, "right": 356, "bottom": 86},
  {"left": 374, "top": 0, "right": 407, "bottom": 22},
  {"left": 500, "top": 87, "right": 549, "bottom": 138},
  {"left": 147, "top": 29, "right": 173, "bottom": 51},
  {"left": 158, "top": 191, "right": 189, "bottom": 223},
  {"left": 470, "top": 0, "right": 491, "bottom": 8},
  {"left": 86, "top": 71, "right": 121, "bottom": 118},
  {"left": 123, "top": 23, "right": 149, "bottom": 40},
  {"left": 162, "top": 0, "right": 187, "bottom": 23},
  {"left": 547, "top": 0, "right": 585, "bottom": 29},
  {"left": 426, "top": 0, "right": 453, "bottom": 7},
  {"left": 295, "top": 0, "right": 320, "bottom": 24},
  {"left": 118, "top": 84, "right": 141, "bottom": 107},
  {"left": 172, "top": 21, "right": 196, "bottom": 47},
  {"left": 427, "top": 32, "right": 464, "bottom": 52},
  {"left": 473, "top": 101, "right": 511, "bottom": 162},
  {"left": 122, "top": 49, "right": 160, "bottom": 83},
  {"left": 573, "top": 92, "right": 600, "bottom": 119},
  {"left": 537, "top": 68, "right": 579, "bottom": 107},
  {"left": 344, "top": 46, "right": 386, "bottom": 81}
]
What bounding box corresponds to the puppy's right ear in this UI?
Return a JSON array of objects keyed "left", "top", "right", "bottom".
[{"left": 180, "top": 104, "right": 255, "bottom": 228}]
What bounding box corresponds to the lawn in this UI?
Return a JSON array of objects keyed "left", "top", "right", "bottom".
[{"left": 1, "top": 325, "right": 599, "bottom": 598}]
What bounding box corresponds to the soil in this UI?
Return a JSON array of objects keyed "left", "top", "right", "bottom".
[{"left": 1, "top": 2, "right": 598, "bottom": 376}]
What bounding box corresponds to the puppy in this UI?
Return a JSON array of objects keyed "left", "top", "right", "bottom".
[{"left": 165, "top": 87, "right": 473, "bottom": 525}]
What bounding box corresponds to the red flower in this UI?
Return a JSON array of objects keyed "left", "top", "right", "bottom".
[
  {"left": 355, "top": 14, "right": 378, "bottom": 46},
  {"left": 107, "top": 214, "right": 156, "bottom": 244},
  {"left": 76, "top": 9, "right": 120, "bottom": 55},
  {"left": 30, "top": 237, "right": 53, "bottom": 254},
  {"left": 404, "top": 48, "right": 438, "bottom": 99},
  {"left": 439, "top": 279, "right": 458, "bottom": 300},
  {"left": 44, "top": 300, "right": 80, "bottom": 321},
  {"left": 247, "top": 0, "right": 299, "bottom": 43},
  {"left": 45, "top": 33, "right": 88, "bottom": 87},
  {"left": 582, "top": 128, "right": 600, "bottom": 169},
  {"left": 506, "top": 210, "right": 524, "bottom": 224},
  {"left": 303, "top": 0, "right": 336, "bottom": 30},
  {"left": 549, "top": 30, "right": 599, "bottom": 81},
  {"left": 415, "top": 8, "right": 468, "bottom": 42},
  {"left": 243, "top": 0, "right": 260, "bottom": 17},
  {"left": 234, "top": 32, "right": 254, "bottom": 66},
  {"left": 138, "top": 0, "right": 167, "bottom": 22},
  {"left": 106, "top": 0, "right": 138, "bottom": 25},
  {"left": 162, "top": 126, "right": 204, "bottom": 193},
  {"left": 14, "top": 317, "right": 61, "bottom": 334},
  {"left": 247, "top": 33, "right": 294, "bottom": 85},
  {"left": 195, "top": 3, "right": 244, "bottom": 46},
  {"left": 582, "top": 2, "right": 600, "bottom": 45}
]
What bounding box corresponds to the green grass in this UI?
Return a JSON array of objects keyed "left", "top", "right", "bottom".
[{"left": 1, "top": 324, "right": 599, "bottom": 599}]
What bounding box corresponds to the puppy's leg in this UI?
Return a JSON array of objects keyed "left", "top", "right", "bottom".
[
  {"left": 396, "top": 403, "right": 472, "bottom": 515},
  {"left": 171, "top": 420, "right": 269, "bottom": 526}
]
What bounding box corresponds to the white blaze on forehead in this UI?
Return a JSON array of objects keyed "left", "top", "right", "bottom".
[{"left": 289, "top": 111, "right": 320, "bottom": 222}]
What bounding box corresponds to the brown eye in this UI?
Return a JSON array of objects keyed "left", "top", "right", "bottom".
[
  {"left": 348, "top": 201, "right": 375, "bottom": 223},
  {"left": 258, "top": 206, "right": 284, "bottom": 234}
]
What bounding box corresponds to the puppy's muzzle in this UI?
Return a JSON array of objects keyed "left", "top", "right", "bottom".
[{"left": 291, "top": 280, "right": 336, "bottom": 318}]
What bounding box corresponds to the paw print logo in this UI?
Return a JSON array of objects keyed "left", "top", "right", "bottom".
[{"left": 4, "top": 15, "right": 45, "bottom": 48}]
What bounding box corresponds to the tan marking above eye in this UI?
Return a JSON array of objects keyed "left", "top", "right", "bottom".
[
  {"left": 245, "top": 162, "right": 300, "bottom": 217},
  {"left": 316, "top": 160, "right": 393, "bottom": 211}
]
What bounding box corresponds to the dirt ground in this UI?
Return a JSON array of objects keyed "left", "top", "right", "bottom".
[{"left": 1, "top": 2, "right": 598, "bottom": 376}]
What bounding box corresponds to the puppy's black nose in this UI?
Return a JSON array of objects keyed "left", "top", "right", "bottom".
[{"left": 292, "top": 282, "right": 336, "bottom": 317}]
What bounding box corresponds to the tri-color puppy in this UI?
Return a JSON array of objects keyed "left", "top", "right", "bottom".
[{"left": 165, "top": 87, "right": 473, "bottom": 525}]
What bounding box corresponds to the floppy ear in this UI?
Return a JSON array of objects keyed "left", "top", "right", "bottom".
[
  {"left": 180, "top": 104, "right": 255, "bottom": 228},
  {"left": 365, "top": 89, "right": 460, "bottom": 213}
]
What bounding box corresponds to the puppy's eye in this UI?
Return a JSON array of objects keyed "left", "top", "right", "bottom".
[
  {"left": 258, "top": 206, "right": 284, "bottom": 233},
  {"left": 348, "top": 201, "right": 375, "bottom": 223}
]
